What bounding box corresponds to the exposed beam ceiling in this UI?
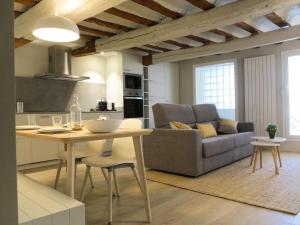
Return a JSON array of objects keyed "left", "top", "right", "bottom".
[
  {"left": 132, "top": 0, "right": 181, "bottom": 19},
  {"left": 95, "top": 0, "right": 300, "bottom": 52},
  {"left": 265, "top": 12, "right": 291, "bottom": 28},
  {"left": 185, "top": 0, "right": 215, "bottom": 10},
  {"left": 15, "top": 38, "right": 32, "bottom": 48},
  {"left": 15, "top": 0, "right": 127, "bottom": 39},
  {"left": 78, "top": 25, "right": 116, "bottom": 37},
  {"left": 105, "top": 7, "right": 157, "bottom": 26},
  {"left": 104, "top": 5, "right": 212, "bottom": 45},
  {"left": 84, "top": 17, "right": 133, "bottom": 32},
  {"left": 15, "top": 0, "right": 36, "bottom": 6},
  {"left": 147, "top": 24, "right": 300, "bottom": 64},
  {"left": 234, "top": 22, "right": 261, "bottom": 35}
]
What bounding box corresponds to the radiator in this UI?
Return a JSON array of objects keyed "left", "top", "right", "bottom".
[{"left": 244, "top": 55, "right": 276, "bottom": 135}]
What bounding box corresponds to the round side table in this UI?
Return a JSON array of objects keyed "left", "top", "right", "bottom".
[{"left": 251, "top": 141, "right": 281, "bottom": 174}]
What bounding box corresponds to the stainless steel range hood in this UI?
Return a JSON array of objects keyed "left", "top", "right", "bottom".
[{"left": 35, "top": 46, "right": 89, "bottom": 82}]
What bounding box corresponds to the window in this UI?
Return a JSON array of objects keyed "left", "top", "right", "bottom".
[
  {"left": 286, "top": 54, "right": 300, "bottom": 136},
  {"left": 194, "top": 61, "right": 236, "bottom": 119}
]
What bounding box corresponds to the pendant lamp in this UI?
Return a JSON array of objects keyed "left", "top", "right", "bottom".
[{"left": 32, "top": 0, "right": 79, "bottom": 42}]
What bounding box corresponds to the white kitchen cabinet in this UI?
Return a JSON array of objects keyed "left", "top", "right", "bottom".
[
  {"left": 16, "top": 136, "right": 32, "bottom": 165},
  {"left": 122, "top": 53, "right": 143, "bottom": 74},
  {"left": 147, "top": 62, "right": 179, "bottom": 128},
  {"left": 31, "top": 139, "right": 60, "bottom": 163}
]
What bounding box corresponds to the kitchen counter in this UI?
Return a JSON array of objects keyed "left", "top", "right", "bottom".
[{"left": 16, "top": 111, "right": 123, "bottom": 114}]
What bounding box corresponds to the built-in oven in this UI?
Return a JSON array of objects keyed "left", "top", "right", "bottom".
[
  {"left": 124, "top": 73, "right": 143, "bottom": 96},
  {"left": 123, "top": 96, "right": 144, "bottom": 118}
]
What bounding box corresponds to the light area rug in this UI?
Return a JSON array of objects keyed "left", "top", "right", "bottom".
[{"left": 146, "top": 152, "right": 300, "bottom": 214}]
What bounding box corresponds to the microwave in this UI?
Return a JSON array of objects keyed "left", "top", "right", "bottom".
[{"left": 124, "top": 73, "right": 143, "bottom": 96}]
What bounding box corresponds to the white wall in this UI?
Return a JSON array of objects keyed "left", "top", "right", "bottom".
[
  {"left": 105, "top": 53, "right": 123, "bottom": 108},
  {"left": 179, "top": 39, "right": 300, "bottom": 151},
  {"left": 0, "top": 1, "right": 18, "bottom": 224}
]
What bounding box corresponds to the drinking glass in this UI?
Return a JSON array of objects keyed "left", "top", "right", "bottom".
[
  {"left": 27, "top": 114, "right": 37, "bottom": 126},
  {"left": 52, "top": 115, "right": 63, "bottom": 126}
]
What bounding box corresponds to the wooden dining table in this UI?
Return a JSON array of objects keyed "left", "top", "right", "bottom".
[{"left": 16, "top": 127, "right": 153, "bottom": 222}]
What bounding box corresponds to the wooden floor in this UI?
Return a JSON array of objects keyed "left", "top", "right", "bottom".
[{"left": 23, "top": 155, "right": 300, "bottom": 225}]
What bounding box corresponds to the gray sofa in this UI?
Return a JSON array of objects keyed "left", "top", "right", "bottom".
[{"left": 143, "top": 103, "right": 254, "bottom": 177}]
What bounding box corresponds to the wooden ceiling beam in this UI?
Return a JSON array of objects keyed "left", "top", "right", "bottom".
[
  {"left": 105, "top": 8, "right": 157, "bottom": 26},
  {"left": 131, "top": 0, "right": 182, "bottom": 19},
  {"left": 131, "top": 0, "right": 213, "bottom": 45},
  {"left": 15, "top": 0, "right": 36, "bottom": 6},
  {"left": 84, "top": 17, "right": 133, "bottom": 32},
  {"left": 71, "top": 41, "right": 96, "bottom": 57},
  {"left": 163, "top": 40, "right": 191, "bottom": 49},
  {"left": 187, "top": 0, "right": 260, "bottom": 37},
  {"left": 265, "top": 12, "right": 291, "bottom": 28},
  {"left": 144, "top": 44, "right": 171, "bottom": 52},
  {"left": 235, "top": 22, "right": 261, "bottom": 35},
  {"left": 78, "top": 25, "right": 116, "bottom": 37},
  {"left": 14, "top": 10, "right": 23, "bottom": 18},
  {"left": 15, "top": 38, "right": 32, "bottom": 48},
  {"left": 185, "top": 35, "right": 213, "bottom": 45},
  {"left": 210, "top": 29, "right": 235, "bottom": 41},
  {"left": 95, "top": 0, "right": 300, "bottom": 52},
  {"left": 132, "top": 47, "right": 160, "bottom": 54},
  {"left": 185, "top": 0, "right": 215, "bottom": 10},
  {"left": 148, "top": 24, "right": 300, "bottom": 65}
]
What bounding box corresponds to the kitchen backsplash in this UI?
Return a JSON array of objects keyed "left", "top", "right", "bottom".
[{"left": 16, "top": 77, "right": 106, "bottom": 112}]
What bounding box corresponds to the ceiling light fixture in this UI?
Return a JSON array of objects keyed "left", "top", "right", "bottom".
[{"left": 32, "top": 0, "right": 79, "bottom": 43}]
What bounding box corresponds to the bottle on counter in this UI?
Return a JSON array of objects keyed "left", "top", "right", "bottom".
[{"left": 70, "top": 94, "right": 82, "bottom": 131}]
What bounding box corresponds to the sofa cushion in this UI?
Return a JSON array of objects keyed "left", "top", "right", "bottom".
[
  {"left": 202, "top": 135, "right": 235, "bottom": 158},
  {"left": 152, "top": 103, "right": 196, "bottom": 128},
  {"left": 192, "top": 104, "right": 220, "bottom": 127},
  {"left": 233, "top": 132, "right": 253, "bottom": 147},
  {"left": 170, "top": 121, "right": 193, "bottom": 130},
  {"left": 196, "top": 123, "right": 217, "bottom": 139}
]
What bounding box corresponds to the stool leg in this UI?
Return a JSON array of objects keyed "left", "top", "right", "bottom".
[
  {"left": 271, "top": 147, "right": 279, "bottom": 175},
  {"left": 80, "top": 166, "right": 91, "bottom": 202},
  {"left": 88, "top": 171, "right": 94, "bottom": 189},
  {"left": 276, "top": 146, "right": 282, "bottom": 167},
  {"left": 252, "top": 146, "right": 259, "bottom": 173},
  {"left": 107, "top": 169, "right": 113, "bottom": 225},
  {"left": 113, "top": 169, "right": 120, "bottom": 197},
  {"left": 54, "top": 159, "right": 63, "bottom": 189}
]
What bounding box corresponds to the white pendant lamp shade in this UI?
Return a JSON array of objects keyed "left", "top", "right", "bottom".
[{"left": 32, "top": 16, "right": 80, "bottom": 42}]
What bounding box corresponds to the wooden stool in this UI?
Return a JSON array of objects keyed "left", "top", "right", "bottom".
[{"left": 250, "top": 141, "right": 281, "bottom": 175}]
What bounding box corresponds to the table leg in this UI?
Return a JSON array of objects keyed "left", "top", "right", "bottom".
[
  {"left": 259, "top": 147, "right": 262, "bottom": 168},
  {"left": 276, "top": 146, "right": 282, "bottom": 167},
  {"left": 271, "top": 147, "right": 279, "bottom": 175},
  {"left": 250, "top": 146, "right": 255, "bottom": 166},
  {"left": 132, "top": 136, "right": 152, "bottom": 223},
  {"left": 252, "top": 146, "right": 259, "bottom": 173},
  {"left": 66, "top": 143, "right": 76, "bottom": 198}
]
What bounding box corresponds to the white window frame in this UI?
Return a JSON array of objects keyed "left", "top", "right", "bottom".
[
  {"left": 282, "top": 49, "right": 300, "bottom": 140},
  {"left": 193, "top": 59, "right": 238, "bottom": 119}
]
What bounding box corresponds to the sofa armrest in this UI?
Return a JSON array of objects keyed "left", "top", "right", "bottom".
[
  {"left": 237, "top": 122, "right": 254, "bottom": 133},
  {"left": 143, "top": 129, "right": 203, "bottom": 177}
]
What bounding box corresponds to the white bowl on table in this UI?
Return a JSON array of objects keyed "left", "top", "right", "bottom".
[{"left": 83, "top": 119, "right": 122, "bottom": 133}]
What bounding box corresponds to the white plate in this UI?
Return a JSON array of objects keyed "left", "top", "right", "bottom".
[
  {"left": 16, "top": 125, "right": 40, "bottom": 130},
  {"left": 38, "top": 127, "right": 71, "bottom": 134}
]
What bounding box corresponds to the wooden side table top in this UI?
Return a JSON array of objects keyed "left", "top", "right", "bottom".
[
  {"left": 252, "top": 136, "right": 287, "bottom": 143},
  {"left": 251, "top": 141, "right": 280, "bottom": 147}
]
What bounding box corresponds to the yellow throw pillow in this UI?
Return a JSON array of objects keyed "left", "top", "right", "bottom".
[
  {"left": 218, "top": 119, "right": 238, "bottom": 134},
  {"left": 169, "top": 121, "right": 192, "bottom": 130},
  {"left": 197, "top": 123, "right": 217, "bottom": 139}
]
